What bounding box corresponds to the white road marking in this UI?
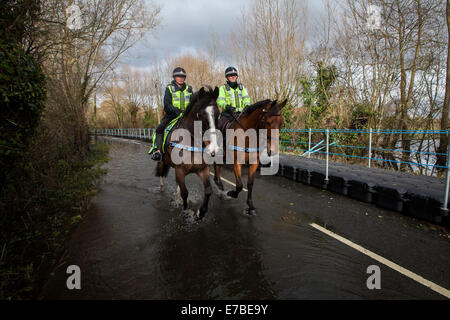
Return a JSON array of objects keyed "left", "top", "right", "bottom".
[
  {"left": 310, "top": 223, "right": 450, "bottom": 299},
  {"left": 216, "top": 173, "right": 450, "bottom": 299},
  {"left": 209, "top": 172, "right": 248, "bottom": 192}
]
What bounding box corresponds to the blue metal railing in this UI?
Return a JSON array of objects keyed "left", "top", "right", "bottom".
[
  {"left": 91, "top": 127, "right": 450, "bottom": 211},
  {"left": 279, "top": 128, "right": 450, "bottom": 170}
]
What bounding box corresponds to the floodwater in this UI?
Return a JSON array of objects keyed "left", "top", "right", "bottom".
[{"left": 41, "top": 137, "right": 449, "bottom": 299}]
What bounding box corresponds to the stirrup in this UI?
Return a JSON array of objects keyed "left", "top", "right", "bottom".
[{"left": 151, "top": 150, "right": 162, "bottom": 161}]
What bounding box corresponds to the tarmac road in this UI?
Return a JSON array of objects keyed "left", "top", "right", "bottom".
[{"left": 41, "top": 137, "right": 450, "bottom": 299}]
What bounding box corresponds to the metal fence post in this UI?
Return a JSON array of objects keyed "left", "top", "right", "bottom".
[
  {"left": 308, "top": 128, "right": 312, "bottom": 159},
  {"left": 441, "top": 136, "right": 450, "bottom": 212},
  {"left": 368, "top": 128, "right": 372, "bottom": 168},
  {"left": 325, "top": 129, "right": 329, "bottom": 181}
]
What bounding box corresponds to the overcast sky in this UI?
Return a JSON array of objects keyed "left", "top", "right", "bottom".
[{"left": 120, "top": 0, "right": 328, "bottom": 69}]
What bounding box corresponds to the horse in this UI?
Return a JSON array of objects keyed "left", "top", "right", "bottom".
[
  {"left": 156, "top": 86, "right": 221, "bottom": 220},
  {"left": 213, "top": 99, "right": 287, "bottom": 215}
]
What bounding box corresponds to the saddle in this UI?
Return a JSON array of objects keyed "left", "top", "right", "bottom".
[
  {"left": 218, "top": 113, "right": 237, "bottom": 134},
  {"left": 149, "top": 114, "right": 183, "bottom": 154}
]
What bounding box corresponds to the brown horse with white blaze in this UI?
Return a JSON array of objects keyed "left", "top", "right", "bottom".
[
  {"left": 214, "top": 99, "right": 287, "bottom": 215},
  {"left": 156, "top": 86, "right": 220, "bottom": 220}
]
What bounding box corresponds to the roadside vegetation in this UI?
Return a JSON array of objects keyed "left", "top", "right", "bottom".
[
  {"left": 0, "top": 0, "right": 159, "bottom": 299},
  {"left": 0, "top": 142, "right": 109, "bottom": 299}
]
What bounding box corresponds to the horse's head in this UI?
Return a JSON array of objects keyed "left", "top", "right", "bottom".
[
  {"left": 261, "top": 99, "right": 287, "bottom": 156},
  {"left": 191, "top": 86, "right": 220, "bottom": 156}
]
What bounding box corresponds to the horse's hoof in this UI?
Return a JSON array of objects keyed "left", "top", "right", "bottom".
[
  {"left": 194, "top": 209, "right": 202, "bottom": 221},
  {"left": 227, "top": 190, "right": 239, "bottom": 198},
  {"left": 244, "top": 208, "right": 257, "bottom": 216},
  {"left": 195, "top": 207, "right": 208, "bottom": 221}
]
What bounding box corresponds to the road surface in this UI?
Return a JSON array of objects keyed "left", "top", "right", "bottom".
[{"left": 41, "top": 137, "right": 450, "bottom": 299}]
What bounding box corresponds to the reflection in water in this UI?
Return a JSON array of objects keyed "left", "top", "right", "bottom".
[
  {"left": 41, "top": 137, "right": 440, "bottom": 299},
  {"left": 156, "top": 216, "right": 277, "bottom": 299}
]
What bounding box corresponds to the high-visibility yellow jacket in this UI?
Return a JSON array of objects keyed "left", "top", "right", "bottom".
[
  {"left": 217, "top": 83, "right": 251, "bottom": 113},
  {"left": 164, "top": 81, "right": 193, "bottom": 116}
]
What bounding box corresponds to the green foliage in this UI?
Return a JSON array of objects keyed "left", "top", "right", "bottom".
[
  {"left": 0, "top": 4, "right": 46, "bottom": 188},
  {"left": 350, "top": 102, "right": 373, "bottom": 130},
  {"left": 143, "top": 111, "right": 158, "bottom": 128},
  {"left": 299, "top": 62, "right": 338, "bottom": 128},
  {"left": 0, "top": 142, "right": 109, "bottom": 299},
  {"left": 0, "top": 0, "right": 111, "bottom": 300}
]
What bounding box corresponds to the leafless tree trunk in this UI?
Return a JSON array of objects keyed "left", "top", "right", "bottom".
[{"left": 436, "top": 0, "right": 450, "bottom": 174}]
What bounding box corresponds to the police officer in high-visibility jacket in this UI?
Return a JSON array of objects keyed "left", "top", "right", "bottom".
[
  {"left": 150, "top": 67, "right": 193, "bottom": 161},
  {"left": 217, "top": 66, "right": 251, "bottom": 122}
]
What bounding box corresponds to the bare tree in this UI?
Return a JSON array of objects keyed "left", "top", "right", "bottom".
[
  {"left": 436, "top": 0, "right": 450, "bottom": 173},
  {"left": 333, "top": 0, "right": 446, "bottom": 172},
  {"left": 104, "top": 83, "right": 126, "bottom": 128},
  {"left": 40, "top": 0, "right": 161, "bottom": 153},
  {"left": 230, "top": 0, "right": 308, "bottom": 104}
]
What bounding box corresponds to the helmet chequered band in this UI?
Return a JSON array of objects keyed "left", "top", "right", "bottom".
[
  {"left": 225, "top": 70, "right": 238, "bottom": 77},
  {"left": 173, "top": 71, "right": 186, "bottom": 77}
]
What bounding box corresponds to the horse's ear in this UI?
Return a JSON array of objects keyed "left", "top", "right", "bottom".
[
  {"left": 199, "top": 87, "right": 206, "bottom": 98},
  {"left": 213, "top": 86, "right": 219, "bottom": 100},
  {"left": 271, "top": 100, "right": 278, "bottom": 108},
  {"left": 279, "top": 99, "right": 288, "bottom": 110}
]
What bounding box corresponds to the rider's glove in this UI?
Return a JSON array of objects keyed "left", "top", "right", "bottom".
[{"left": 225, "top": 105, "right": 234, "bottom": 113}]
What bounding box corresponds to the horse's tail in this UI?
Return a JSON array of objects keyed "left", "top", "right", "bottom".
[{"left": 155, "top": 161, "right": 170, "bottom": 177}]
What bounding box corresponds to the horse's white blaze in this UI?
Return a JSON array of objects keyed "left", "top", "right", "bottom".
[{"left": 205, "top": 105, "right": 220, "bottom": 155}]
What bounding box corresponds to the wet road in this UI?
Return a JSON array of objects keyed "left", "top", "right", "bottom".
[{"left": 41, "top": 137, "right": 450, "bottom": 299}]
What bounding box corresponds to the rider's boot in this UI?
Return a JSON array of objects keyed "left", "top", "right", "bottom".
[{"left": 151, "top": 133, "right": 164, "bottom": 161}]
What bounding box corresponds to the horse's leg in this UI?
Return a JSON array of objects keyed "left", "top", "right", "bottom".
[
  {"left": 160, "top": 177, "right": 165, "bottom": 192},
  {"left": 227, "top": 163, "right": 243, "bottom": 198},
  {"left": 195, "top": 166, "right": 212, "bottom": 220},
  {"left": 213, "top": 163, "right": 224, "bottom": 191},
  {"left": 175, "top": 167, "right": 188, "bottom": 210},
  {"left": 245, "top": 163, "right": 258, "bottom": 216},
  {"left": 175, "top": 185, "right": 183, "bottom": 207}
]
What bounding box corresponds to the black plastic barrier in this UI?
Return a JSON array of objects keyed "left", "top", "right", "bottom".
[{"left": 274, "top": 154, "right": 448, "bottom": 225}]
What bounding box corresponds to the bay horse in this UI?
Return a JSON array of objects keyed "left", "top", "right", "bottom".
[
  {"left": 156, "top": 86, "right": 220, "bottom": 220},
  {"left": 213, "top": 99, "right": 287, "bottom": 215}
]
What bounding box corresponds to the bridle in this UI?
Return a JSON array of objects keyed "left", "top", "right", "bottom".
[{"left": 260, "top": 107, "right": 282, "bottom": 128}]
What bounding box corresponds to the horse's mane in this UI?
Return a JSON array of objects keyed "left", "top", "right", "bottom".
[
  {"left": 183, "top": 86, "right": 215, "bottom": 116},
  {"left": 242, "top": 99, "right": 271, "bottom": 115}
]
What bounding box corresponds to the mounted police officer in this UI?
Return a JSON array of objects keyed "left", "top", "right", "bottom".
[
  {"left": 217, "top": 66, "right": 251, "bottom": 125},
  {"left": 150, "top": 67, "right": 193, "bottom": 161}
]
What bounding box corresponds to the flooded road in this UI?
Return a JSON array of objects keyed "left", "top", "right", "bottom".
[{"left": 41, "top": 137, "right": 450, "bottom": 299}]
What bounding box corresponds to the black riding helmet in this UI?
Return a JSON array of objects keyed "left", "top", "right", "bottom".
[
  {"left": 225, "top": 66, "right": 238, "bottom": 78},
  {"left": 173, "top": 67, "right": 186, "bottom": 78}
]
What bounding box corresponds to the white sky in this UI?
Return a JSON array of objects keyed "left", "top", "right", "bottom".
[{"left": 120, "top": 0, "right": 328, "bottom": 69}]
